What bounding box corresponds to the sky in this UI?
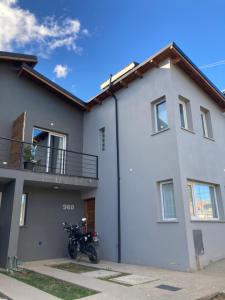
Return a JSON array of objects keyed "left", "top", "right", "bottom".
[{"left": 1, "top": 0, "right": 225, "bottom": 102}]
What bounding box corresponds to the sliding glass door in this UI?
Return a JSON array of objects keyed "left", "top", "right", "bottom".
[{"left": 32, "top": 128, "right": 66, "bottom": 174}]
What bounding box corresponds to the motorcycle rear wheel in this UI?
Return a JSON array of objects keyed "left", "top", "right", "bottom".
[
  {"left": 68, "top": 242, "right": 78, "bottom": 259},
  {"left": 88, "top": 244, "right": 99, "bottom": 264}
]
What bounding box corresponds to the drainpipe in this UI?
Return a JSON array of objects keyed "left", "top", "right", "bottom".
[{"left": 108, "top": 75, "right": 121, "bottom": 263}]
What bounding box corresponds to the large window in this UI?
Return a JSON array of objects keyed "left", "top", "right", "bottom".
[
  {"left": 187, "top": 182, "right": 219, "bottom": 220},
  {"left": 19, "top": 193, "right": 27, "bottom": 227},
  {"left": 160, "top": 181, "right": 176, "bottom": 220},
  {"left": 154, "top": 100, "right": 168, "bottom": 132}
]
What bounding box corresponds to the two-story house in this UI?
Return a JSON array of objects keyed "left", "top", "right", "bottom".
[{"left": 1, "top": 43, "right": 225, "bottom": 272}]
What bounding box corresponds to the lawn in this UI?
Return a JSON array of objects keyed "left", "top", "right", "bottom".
[
  {"left": 51, "top": 262, "right": 99, "bottom": 273},
  {"left": 1, "top": 269, "right": 97, "bottom": 300}
]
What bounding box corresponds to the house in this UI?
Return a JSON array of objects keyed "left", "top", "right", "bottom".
[{"left": 1, "top": 43, "right": 225, "bottom": 272}]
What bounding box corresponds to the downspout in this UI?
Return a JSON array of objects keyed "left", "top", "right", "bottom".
[{"left": 108, "top": 75, "right": 121, "bottom": 263}]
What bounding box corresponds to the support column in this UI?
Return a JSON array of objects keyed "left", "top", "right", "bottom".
[{"left": 0, "top": 178, "right": 24, "bottom": 268}]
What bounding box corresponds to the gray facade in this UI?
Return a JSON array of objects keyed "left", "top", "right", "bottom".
[{"left": 1, "top": 44, "right": 225, "bottom": 271}]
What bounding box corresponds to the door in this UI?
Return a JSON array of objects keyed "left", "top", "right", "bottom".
[
  {"left": 32, "top": 128, "right": 66, "bottom": 174},
  {"left": 84, "top": 198, "right": 95, "bottom": 232},
  {"left": 47, "top": 133, "right": 66, "bottom": 174}
]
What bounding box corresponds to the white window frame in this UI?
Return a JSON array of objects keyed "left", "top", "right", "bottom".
[
  {"left": 187, "top": 181, "right": 219, "bottom": 221},
  {"left": 201, "top": 111, "right": 209, "bottom": 138},
  {"left": 154, "top": 99, "right": 168, "bottom": 132},
  {"left": 32, "top": 127, "right": 67, "bottom": 174},
  {"left": 179, "top": 99, "right": 188, "bottom": 129},
  {"left": 160, "top": 180, "right": 177, "bottom": 221}
]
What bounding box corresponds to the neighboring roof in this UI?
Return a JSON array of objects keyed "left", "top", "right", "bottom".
[
  {"left": 88, "top": 42, "right": 225, "bottom": 109},
  {"left": 18, "top": 64, "right": 87, "bottom": 111},
  {"left": 0, "top": 51, "right": 37, "bottom": 67}
]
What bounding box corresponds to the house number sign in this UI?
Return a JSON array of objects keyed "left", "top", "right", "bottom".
[{"left": 62, "top": 204, "right": 75, "bottom": 210}]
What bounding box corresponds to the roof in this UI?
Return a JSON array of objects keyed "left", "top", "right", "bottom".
[
  {"left": 0, "top": 51, "right": 37, "bottom": 67},
  {"left": 88, "top": 42, "right": 225, "bottom": 109},
  {"left": 0, "top": 50, "right": 87, "bottom": 111},
  {"left": 18, "top": 64, "right": 87, "bottom": 111}
]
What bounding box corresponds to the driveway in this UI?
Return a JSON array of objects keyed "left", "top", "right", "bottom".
[{"left": 1, "top": 258, "right": 225, "bottom": 300}]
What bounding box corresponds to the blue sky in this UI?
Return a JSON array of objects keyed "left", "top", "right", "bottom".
[{"left": 1, "top": 0, "right": 225, "bottom": 101}]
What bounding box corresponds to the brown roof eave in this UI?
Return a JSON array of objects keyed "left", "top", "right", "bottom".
[
  {"left": 18, "top": 65, "right": 88, "bottom": 111},
  {"left": 87, "top": 43, "right": 225, "bottom": 110}
]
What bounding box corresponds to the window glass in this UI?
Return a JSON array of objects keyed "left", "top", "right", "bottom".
[
  {"left": 188, "top": 182, "right": 218, "bottom": 220},
  {"left": 20, "top": 194, "right": 27, "bottom": 226},
  {"left": 161, "top": 182, "right": 176, "bottom": 219},
  {"left": 99, "top": 127, "right": 105, "bottom": 151},
  {"left": 201, "top": 112, "right": 208, "bottom": 137},
  {"left": 179, "top": 101, "right": 188, "bottom": 129},
  {"left": 156, "top": 101, "right": 168, "bottom": 132}
]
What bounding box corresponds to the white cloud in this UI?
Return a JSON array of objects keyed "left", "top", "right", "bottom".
[
  {"left": 0, "top": 0, "right": 89, "bottom": 56},
  {"left": 53, "top": 64, "right": 69, "bottom": 79}
]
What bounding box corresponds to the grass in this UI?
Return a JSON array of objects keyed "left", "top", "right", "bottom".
[
  {"left": 1, "top": 269, "right": 97, "bottom": 300},
  {"left": 51, "top": 262, "right": 98, "bottom": 274}
]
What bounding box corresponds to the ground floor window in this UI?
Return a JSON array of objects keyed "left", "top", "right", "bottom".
[
  {"left": 187, "top": 181, "right": 219, "bottom": 220},
  {"left": 160, "top": 180, "right": 176, "bottom": 220},
  {"left": 19, "top": 193, "right": 28, "bottom": 226}
]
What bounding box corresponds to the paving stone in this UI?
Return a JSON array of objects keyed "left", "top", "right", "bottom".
[
  {"left": 83, "top": 270, "right": 121, "bottom": 279},
  {"left": 111, "top": 274, "right": 158, "bottom": 285}
]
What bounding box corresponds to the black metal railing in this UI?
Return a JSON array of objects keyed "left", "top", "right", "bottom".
[{"left": 0, "top": 137, "right": 98, "bottom": 179}]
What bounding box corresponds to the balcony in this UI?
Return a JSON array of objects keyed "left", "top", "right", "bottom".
[{"left": 0, "top": 137, "right": 98, "bottom": 180}]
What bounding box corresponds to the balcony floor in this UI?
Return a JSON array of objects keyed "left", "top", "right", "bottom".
[{"left": 0, "top": 167, "right": 98, "bottom": 190}]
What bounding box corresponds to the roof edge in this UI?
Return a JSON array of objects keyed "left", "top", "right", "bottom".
[
  {"left": 19, "top": 64, "right": 88, "bottom": 111},
  {"left": 0, "top": 51, "right": 37, "bottom": 67}
]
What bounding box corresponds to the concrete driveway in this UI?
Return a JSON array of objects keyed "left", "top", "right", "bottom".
[{"left": 1, "top": 258, "right": 225, "bottom": 300}]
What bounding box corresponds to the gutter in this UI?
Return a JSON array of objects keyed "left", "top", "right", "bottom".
[{"left": 108, "top": 75, "right": 121, "bottom": 263}]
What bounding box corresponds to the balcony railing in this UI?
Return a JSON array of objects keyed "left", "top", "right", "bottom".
[{"left": 0, "top": 137, "right": 98, "bottom": 179}]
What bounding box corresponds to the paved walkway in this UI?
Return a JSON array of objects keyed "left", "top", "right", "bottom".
[{"left": 1, "top": 258, "right": 225, "bottom": 300}]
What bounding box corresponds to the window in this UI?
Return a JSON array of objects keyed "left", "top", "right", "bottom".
[
  {"left": 200, "top": 107, "right": 213, "bottom": 139},
  {"left": 0, "top": 192, "right": 2, "bottom": 209},
  {"left": 19, "top": 193, "right": 27, "bottom": 226},
  {"left": 179, "top": 100, "right": 188, "bottom": 129},
  {"left": 187, "top": 182, "right": 219, "bottom": 220},
  {"left": 154, "top": 100, "right": 168, "bottom": 132},
  {"left": 99, "top": 127, "right": 105, "bottom": 151},
  {"left": 160, "top": 181, "right": 176, "bottom": 220}
]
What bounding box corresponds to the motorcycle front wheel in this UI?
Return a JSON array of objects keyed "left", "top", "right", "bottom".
[
  {"left": 88, "top": 244, "right": 99, "bottom": 264},
  {"left": 68, "top": 242, "right": 78, "bottom": 259}
]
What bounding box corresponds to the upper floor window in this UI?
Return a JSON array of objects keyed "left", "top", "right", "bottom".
[
  {"left": 179, "top": 99, "right": 188, "bottom": 129},
  {"left": 187, "top": 181, "right": 219, "bottom": 220},
  {"left": 178, "top": 96, "right": 193, "bottom": 131},
  {"left": 200, "top": 107, "right": 213, "bottom": 139},
  {"left": 160, "top": 180, "right": 176, "bottom": 220},
  {"left": 20, "top": 193, "right": 28, "bottom": 226},
  {"left": 99, "top": 127, "right": 105, "bottom": 151},
  {"left": 154, "top": 100, "right": 168, "bottom": 132}
]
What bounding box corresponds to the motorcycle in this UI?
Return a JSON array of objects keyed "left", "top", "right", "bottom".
[{"left": 63, "top": 218, "right": 100, "bottom": 264}]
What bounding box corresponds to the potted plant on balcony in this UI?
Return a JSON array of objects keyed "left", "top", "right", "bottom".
[{"left": 23, "top": 144, "right": 37, "bottom": 171}]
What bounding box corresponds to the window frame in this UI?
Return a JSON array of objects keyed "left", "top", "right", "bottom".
[
  {"left": 99, "top": 127, "right": 106, "bottom": 152},
  {"left": 200, "top": 110, "right": 209, "bottom": 138},
  {"left": 154, "top": 99, "right": 168, "bottom": 133},
  {"left": 179, "top": 99, "right": 188, "bottom": 129},
  {"left": 187, "top": 181, "right": 219, "bottom": 221},
  {"left": 19, "top": 193, "right": 28, "bottom": 227},
  {"left": 160, "top": 180, "right": 177, "bottom": 221}
]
